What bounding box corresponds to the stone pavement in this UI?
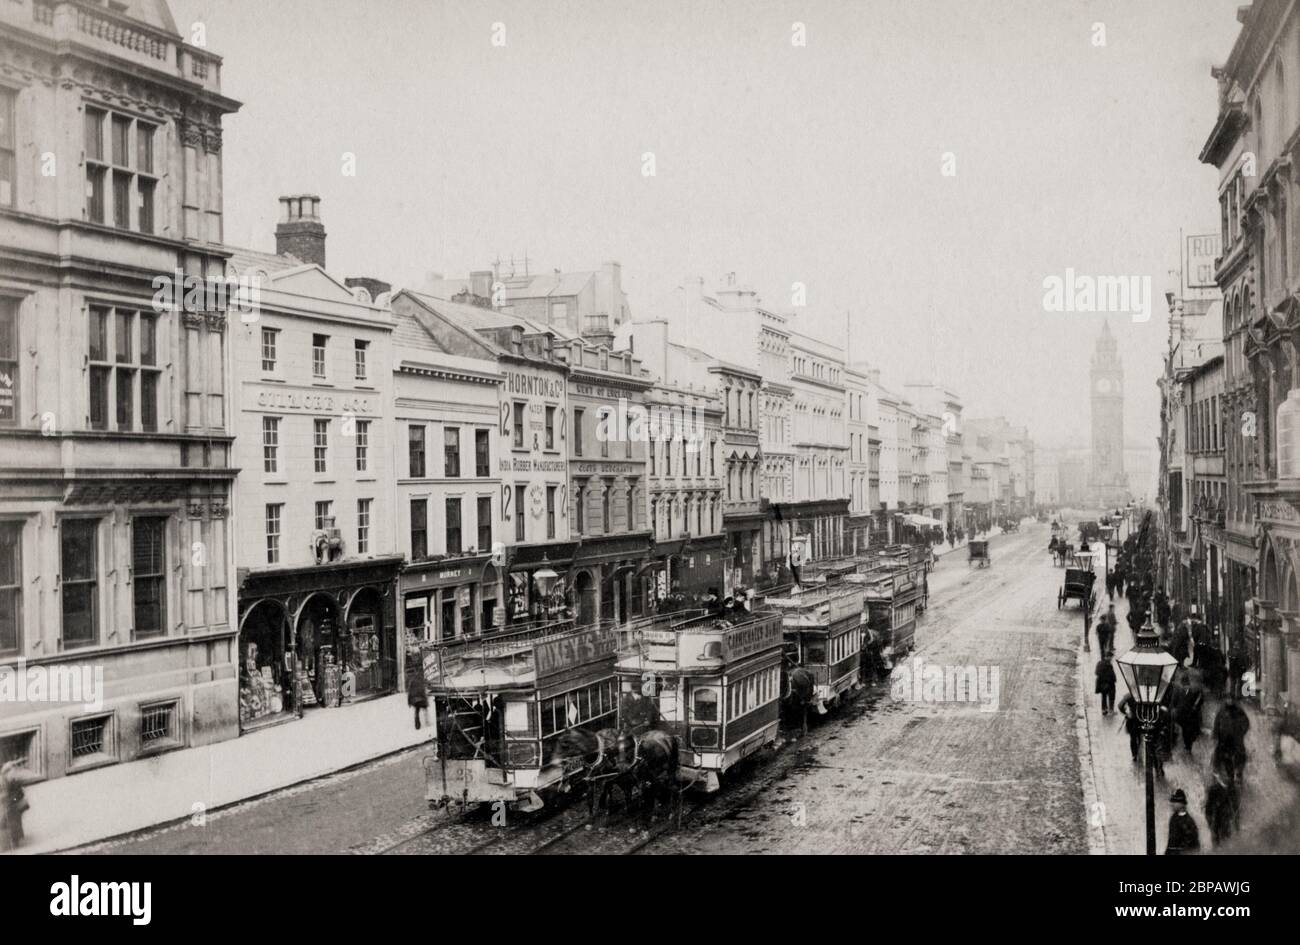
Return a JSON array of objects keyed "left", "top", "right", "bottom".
[
  {"left": 14, "top": 691, "right": 431, "bottom": 854},
  {"left": 1077, "top": 592, "right": 1300, "bottom": 855}
]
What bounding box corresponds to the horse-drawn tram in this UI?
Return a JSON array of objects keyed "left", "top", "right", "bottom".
[
  {"left": 762, "top": 584, "right": 865, "bottom": 711},
  {"left": 422, "top": 617, "right": 617, "bottom": 812},
  {"left": 848, "top": 559, "right": 923, "bottom": 660},
  {"left": 614, "top": 609, "right": 784, "bottom": 792}
]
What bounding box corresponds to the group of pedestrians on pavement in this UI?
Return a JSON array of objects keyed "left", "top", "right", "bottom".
[{"left": 1091, "top": 572, "right": 1254, "bottom": 853}]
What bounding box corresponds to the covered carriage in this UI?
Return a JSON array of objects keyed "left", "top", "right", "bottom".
[
  {"left": 968, "top": 539, "right": 990, "bottom": 568},
  {"left": 1058, "top": 568, "right": 1097, "bottom": 610}
]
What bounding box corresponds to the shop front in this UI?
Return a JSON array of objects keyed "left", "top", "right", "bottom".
[
  {"left": 568, "top": 532, "right": 655, "bottom": 626},
  {"left": 1255, "top": 499, "right": 1300, "bottom": 724},
  {"left": 724, "top": 510, "right": 765, "bottom": 596},
  {"left": 505, "top": 540, "right": 579, "bottom": 625},
  {"left": 648, "top": 534, "right": 727, "bottom": 612},
  {"left": 235, "top": 556, "right": 402, "bottom": 733},
  {"left": 845, "top": 513, "right": 873, "bottom": 555},
  {"left": 401, "top": 553, "right": 503, "bottom": 649}
]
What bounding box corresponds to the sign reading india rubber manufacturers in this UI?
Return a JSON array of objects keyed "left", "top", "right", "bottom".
[{"left": 534, "top": 628, "right": 616, "bottom": 677}]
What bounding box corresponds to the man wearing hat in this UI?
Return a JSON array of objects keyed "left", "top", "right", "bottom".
[{"left": 1165, "top": 789, "right": 1201, "bottom": 854}]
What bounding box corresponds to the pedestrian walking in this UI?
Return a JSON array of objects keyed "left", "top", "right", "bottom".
[
  {"left": 1212, "top": 694, "right": 1251, "bottom": 786},
  {"left": 1095, "top": 656, "right": 1116, "bottom": 715},
  {"left": 1155, "top": 590, "right": 1171, "bottom": 630},
  {"left": 1204, "top": 769, "right": 1238, "bottom": 846},
  {"left": 1097, "top": 604, "right": 1117, "bottom": 656},
  {"left": 1165, "top": 789, "right": 1201, "bottom": 854},
  {"left": 1118, "top": 692, "right": 1142, "bottom": 763},
  {"left": 1174, "top": 672, "right": 1204, "bottom": 755},
  {"left": 1172, "top": 615, "right": 1193, "bottom": 666},
  {"left": 407, "top": 663, "right": 430, "bottom": 731},
  {"left": 0, "top": 760, "right": 29, "bottom": 852}
]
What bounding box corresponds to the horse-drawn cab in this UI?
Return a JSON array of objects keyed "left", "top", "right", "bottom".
[
  {"left": 1058, "top": 567, "right": 1097, "bottom": 610},
  {"left": 422, "top": 617, "right": 617, "bottom": 813},
  {"left": 614, "top": 609, "right": 784, "bottom": 792},
  {"left": 762, "top": 584, "right": 865, "bottom": 713}
]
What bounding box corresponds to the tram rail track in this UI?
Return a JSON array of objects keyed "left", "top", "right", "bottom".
[{"left": 367, "top": 528, "right": 1045, "bottom": 856}]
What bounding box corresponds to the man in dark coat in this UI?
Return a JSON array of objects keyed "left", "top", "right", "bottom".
[
  {"left": 1095, "top": 656, "right": 1117, "bottom": 715},
  {"left": 1155, "top": 590, "right": 1171, "bottom": 630},
  {"left": 1171, "top": 617, "right": 1193, "bottom": 666},
  {"left": 1174, "top": 673, "right": 1204, "bottom": 755},
  {"left": 1212, "top": 695, "right": 1251, "bottom": 785},
  {"left": 1118, "top": 692, "right": 1143, "bottom": 762},
  {"left": 1097, "top": 604, "right": 1117, "bottom": 656},
  {"left": 1204, "top": 770, "right": 1238, "bottom": 846},
  {"left": 1165, "top": 789, "right": 1201, "bottom": 854}
]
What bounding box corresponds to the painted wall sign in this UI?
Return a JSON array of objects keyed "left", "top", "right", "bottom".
[{"left": 248, "top": 384, "right": 378, "bottom": 416}]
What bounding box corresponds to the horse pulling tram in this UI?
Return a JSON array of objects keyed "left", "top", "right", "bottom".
[
  {"left": 422, "top": 617, "right": 617, "bottom": 813},
  {"left": 847, "top": 556, "right": 924, "bottom": 667},
  {"left": 614, "top": 609, "right": 784, "bottom": 792},
  {"left": 763, "top": 583, "right": 866, "bottom": 712}
]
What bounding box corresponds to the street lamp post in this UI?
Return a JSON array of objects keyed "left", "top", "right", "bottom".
[{"left": 1115, "top": 618, "right": 1179, "bottom": 855}]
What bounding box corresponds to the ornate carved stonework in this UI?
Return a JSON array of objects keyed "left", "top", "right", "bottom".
[
  {"left": 203, "top": 125, "right": 222, "bottom": 154},
  {"left": 1258, "top": 499, "right": 1300, "bottom": 524},
  {"left": 188, "top": 502, "right": 205, "bottom": 519},
  {"left": 181, "top": 311, "right": 206, "bottom": 330},
  {"left": 63, "top": 480, "right": 187, "bottom": 505},
  {"left": 210, "top": 502, "right": 228, "bottom": 519},
  {"left": 179, "top": 119, "right": 204, "bottom": 149},
  {"left": 62, "top": 65, "right": 180, "bottom": 121},
  {"left": 204, "top": 311, "right": 227, "bottom": 332}
]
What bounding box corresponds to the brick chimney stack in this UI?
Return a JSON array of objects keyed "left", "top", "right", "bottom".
[{"left": 275, "top": 195, "right": 326, "bottom": 268}]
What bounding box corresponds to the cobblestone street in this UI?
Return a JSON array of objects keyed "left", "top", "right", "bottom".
[{"left": 69, "top": 525, "right": 1084, "bottom": 854}]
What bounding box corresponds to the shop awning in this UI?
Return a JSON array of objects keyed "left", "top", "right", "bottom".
[{"left": 903, "top": 513, "right": 945, "bottom": 528}]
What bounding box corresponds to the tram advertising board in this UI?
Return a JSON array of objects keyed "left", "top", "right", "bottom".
[{"left": 534, "top": 627, "right": 616, "bottom": 678}]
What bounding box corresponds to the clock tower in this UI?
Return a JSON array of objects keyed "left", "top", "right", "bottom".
[{"left": 1089, "top": 321, "right": 1127, "bottom": 507}]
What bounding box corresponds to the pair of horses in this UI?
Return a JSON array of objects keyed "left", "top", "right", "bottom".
[{"left": 553, "top": 726, "right": 682, "bottom": 824}]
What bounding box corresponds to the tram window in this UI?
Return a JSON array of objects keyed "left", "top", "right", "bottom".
[
  {"left": 806, "top": 641, "right": 827, "bottom": 664},
  {"left": 693, "top": 688, "right": 719, "bottom": 723},
  {"left": 504, "top": 700, "right": 532, "bottom": 733}
]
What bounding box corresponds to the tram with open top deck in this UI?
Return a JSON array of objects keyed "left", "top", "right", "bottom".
[
  {"left": 614, "top": 608, "right": 785, "bottom": 792},
  {"left": 761, "top": 583, "right": 865, "bottom": 711},
  {"left": 422, "top": 616, "right": 617, "bottom": 812},
  {"left": 847, "top": 557, "right": 923, "bottom": 660}
]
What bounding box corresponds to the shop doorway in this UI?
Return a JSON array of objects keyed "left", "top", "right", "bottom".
[
  {"left": 346, "top": 587, "right": 392, "bottom": 699},
  {"left": 238, "top": 599, "right": 295, "bottom": 730},
  {"left": 296, "top": 593, "right": 343, "bottom": 708},
  {"left": 575, "top": 570, "right": 597, "bottom": 628}
]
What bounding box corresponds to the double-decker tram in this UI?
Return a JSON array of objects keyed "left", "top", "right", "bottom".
[
  {"left": 614, "top": 609, "right": 784, "bottom": 792},
  {"left": 762, "top": 583, "right": 865, "bottom": 711},
  {"left": 422, "top": 617, "right": 617, "bottom": 812}
]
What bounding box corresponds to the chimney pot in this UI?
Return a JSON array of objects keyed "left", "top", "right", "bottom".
[{"left": 275, "top": 194, "right": 326, "bottom": 268}]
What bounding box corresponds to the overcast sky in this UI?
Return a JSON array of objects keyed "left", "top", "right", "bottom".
[{"left": 171, "top": 0, "right": 1244, "bottom": 451}]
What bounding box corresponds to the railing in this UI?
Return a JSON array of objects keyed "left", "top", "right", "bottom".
[
  {"left": 33, "top": 1, "right": 55, "bottom": 26},
  {"left": 75, "top": 5, "right": 170, "bottom": 60},
  {"left": 419, "top": 617, "right": 585, "bottom": 685}
]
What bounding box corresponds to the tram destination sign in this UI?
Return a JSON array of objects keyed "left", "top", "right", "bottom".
[
  {"left": 534, "top": 628, "right": 616, "bottom": 677},
  {"left": 722, "top": 617, "right": 782, "bottom": 662}
]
